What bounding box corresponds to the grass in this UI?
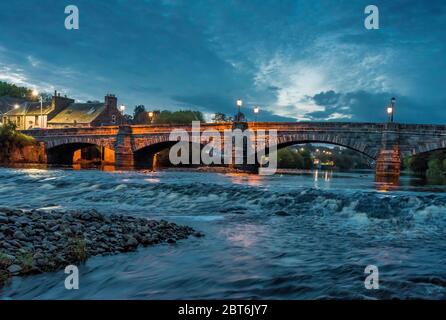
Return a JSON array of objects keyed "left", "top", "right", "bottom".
[
  {"left": 66, "top": 237, "right": 88, "bottom": 263},
  {"left": 0, "top": 252, "right": 14, "bottom": 268},
  {"left": 17, "top": 252, "right": 33, "bottom": 273},
  {"left": 0, "top": 252, "right": 14, "bottom": 287}
]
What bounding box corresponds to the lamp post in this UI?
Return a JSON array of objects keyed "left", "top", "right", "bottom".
[
  {"left": 253, "top": 106, "right": 259, "bottom": 122},
  {"left": 387, "top": 97, "right": 396, "bottom": 123},
  {"left": 236, "top": 98, "right": 243, "bottom": 122},
  {"left": 32, "top": 90, "right": 43, "bottom": 128},
  {"left": 148, "top": 111, "right": 154, "bottom": 124},
  {"left": 119, "top": 105, "right": 126, "bottom": 125}
]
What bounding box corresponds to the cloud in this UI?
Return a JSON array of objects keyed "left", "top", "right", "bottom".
[
  {"left": 0, "top": 0, "right": 445, "bottom": 122},
  {"left": 306, "top": 90, "right": 446, "bottom": 124},
  {"left": 171, "top": 93, "right": 296, "bottom": 122}
]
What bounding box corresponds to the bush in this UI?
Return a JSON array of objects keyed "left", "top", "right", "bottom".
[
  {"left": 65, "top": 237, "right": 88, "bottom": 263},
  {"left": 0, "top": 123, "right": 36, "bottom": 161},
  {"left": 276, "top": 149, "right": 304, "bottom": 168},
  {"left": 406, "top": 155, "right": 429, "bottom": 173},
  {"left": 426, "top": 158, "right": 443, "bottom": 178}
]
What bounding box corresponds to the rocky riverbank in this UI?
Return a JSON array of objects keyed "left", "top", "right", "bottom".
[{"left": 0, "top": 207, "right": 203, "bottom": 287}]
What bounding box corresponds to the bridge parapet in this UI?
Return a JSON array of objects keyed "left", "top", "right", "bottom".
[
  {"left": 19, "top": 122, "right": 446, "bottom": 178},
  {"left": 23, "top": 126, "right": 120, "bottom": 138}
]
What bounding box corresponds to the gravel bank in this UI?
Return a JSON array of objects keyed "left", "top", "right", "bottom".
[{"left": 0, "top": 207, "right": 203, "bottom": 287}]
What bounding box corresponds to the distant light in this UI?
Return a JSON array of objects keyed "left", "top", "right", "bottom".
[
  {"left": 119, "top": 105, "right": 126, "bottom": 112},
  {"left": 387, "top": 107, "right": 393, "bottom": 114},
  {"left": 148, "top": 111, "right": 154, "bottom": 118},
  {"left": 236, "top": 99, "right": 243, "bottom": 107},
  {"left": 31, "top": 89, "right": 39, "bottom": 97},
  {"left": 253, "top": 106, "right": 259, "bottom": 114},
  {"left": 14, "top": 104, "right": 20, "bottom": 109}
]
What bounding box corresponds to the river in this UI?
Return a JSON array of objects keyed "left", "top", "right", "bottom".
[{"left": 0, "top": 166, "right": 446, "bottom": 299}]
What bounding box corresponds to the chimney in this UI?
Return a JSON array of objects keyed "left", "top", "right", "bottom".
[
  {"left": 105, "top": 94, "right": 117, "bottom": 110},
  {"left": 51, "top": 90, "right": 74, "bottom": 113}
]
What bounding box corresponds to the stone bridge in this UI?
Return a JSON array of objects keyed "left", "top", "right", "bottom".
[{"left": 23, "top": 122, "right": 446, "bottom": 178}]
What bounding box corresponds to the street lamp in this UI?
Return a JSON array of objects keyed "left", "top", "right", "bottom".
[
  {"left": 14, "top": 104, "right": 20, "bottom": 109},
  {"left": 31, "top": 90, "right": 43, "bottom": 128},
  {"left": 387, "top": 97, "right": 396, "bottom": 123},
  {"left": 148, "top": 111, "right": 154, "bottom": 124},
  {"left": 253, "top": 106, "right": 259, "bottom": 122},
  {"left": 119, "top": 105, "right": 126, "bottom": 125},
  {"left": 236, "top": 98, "right": 243, "bottom": 122}
]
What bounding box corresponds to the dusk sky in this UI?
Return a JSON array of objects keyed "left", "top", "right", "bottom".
[{"left": 0, "top": 0, "right": 445, "bottom": 123}]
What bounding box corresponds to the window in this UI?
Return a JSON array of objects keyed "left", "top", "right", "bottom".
[{"left": 111, "top": 114, "right": 116, "bottom": 124}]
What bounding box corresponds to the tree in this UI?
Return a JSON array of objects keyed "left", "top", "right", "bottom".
[
  {"left": 426, "top": 158, "right": 443, "bottom": 178},
  {"left": 153, "top": 110, "right": 205, "bottom": 124},
  {"left": 122, "top": 114, "right": 133, "bottom": 125},
  {"left": 212, "top": 112, "right": 229, "bottom": 123},
  {"left": 234, "top": 112, "right": 246, "bottom": 122},
  {"left": 299, "top": 149, "right": 314, "bottom": 169},
  {"left": 40, "top": 93, "right": 53, "bottom": 103},
  {"left": 133, "top": 105, "right": 149, "bottom": 124},
  {"left": 332, "top": 153, "right": 354, "bottom": 170},
  {"left": 406, "top": 155, "right": 428, "bottom": 173},
  {"left": 272, "top": 148, "right": 307, "bottom": 169},
  {"left": 0, "top": 81, "right": 29, "bottom": 98},
  {"left": 0, "top": 81, "right": 50, "bottom": 102}
]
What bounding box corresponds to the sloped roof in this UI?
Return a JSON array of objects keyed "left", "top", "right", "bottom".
[
  {"left": 25, "top": 102, "right": 53, "bottom": 115},
  {"left": 48, "top": 103, "right": 105, "bottom": 124},
  {"left": 3, "top": 101, "right": 53, "bottom": 116},
  {"left": 0, "top": 96, "right": 27, "bottom": 114}
]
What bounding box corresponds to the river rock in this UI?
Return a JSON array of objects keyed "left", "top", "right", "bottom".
[
  {"left": 13, "top": 231, "right": 27, "bottom": 241},
  {"left": 0, "top": 207, "right": 202, "bottom": 287},
  {"left": 7, "top": 264, "right": 22, "bottom": 274}
]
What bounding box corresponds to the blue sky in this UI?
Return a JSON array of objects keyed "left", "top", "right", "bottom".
[{"left": 0, "top": 0, "right": 445, "bottom": 123}]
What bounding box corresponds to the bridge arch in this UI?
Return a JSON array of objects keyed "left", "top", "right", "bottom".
[
  {"left": 133, "top": 139, "right": 209, "bottom": 169},
  {"left": 46, "top": 141, "right": 115, "bottom": 165},
  {"left": 262, "top": 133, "right": 379, "bottom": 159},
  {"left": 45, "top": 137, "right": 115, "bottom": 151},
  {"left": 400, "top": 139, "right": 446, "bottom": 159}
]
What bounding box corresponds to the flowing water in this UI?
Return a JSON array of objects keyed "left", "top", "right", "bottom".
[{"left": 0, "top": 166, "right": 446, "bottom": 299}]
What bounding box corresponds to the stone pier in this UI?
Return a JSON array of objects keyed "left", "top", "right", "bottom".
[{"left": 115, "top": 126, "right": 135, "bottom": 168}]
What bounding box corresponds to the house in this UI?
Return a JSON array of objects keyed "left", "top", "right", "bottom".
[
  {"left": 47, "top": 94, "right": 124, "bottom": 128},
  {"left": 0, "top": 96, "right": 27, "bottom": 125},
  {"left": 2, "top": 91, "right": 74, "bottom": 129}
]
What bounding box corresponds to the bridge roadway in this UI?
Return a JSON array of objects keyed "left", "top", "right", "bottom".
[{"left": 23, "top": 122, "right": 446, "bottom": 178}]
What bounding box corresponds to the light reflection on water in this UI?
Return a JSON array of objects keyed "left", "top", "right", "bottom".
[{"left": 0, "top": 165, "right": 446, "bottom": 299}]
